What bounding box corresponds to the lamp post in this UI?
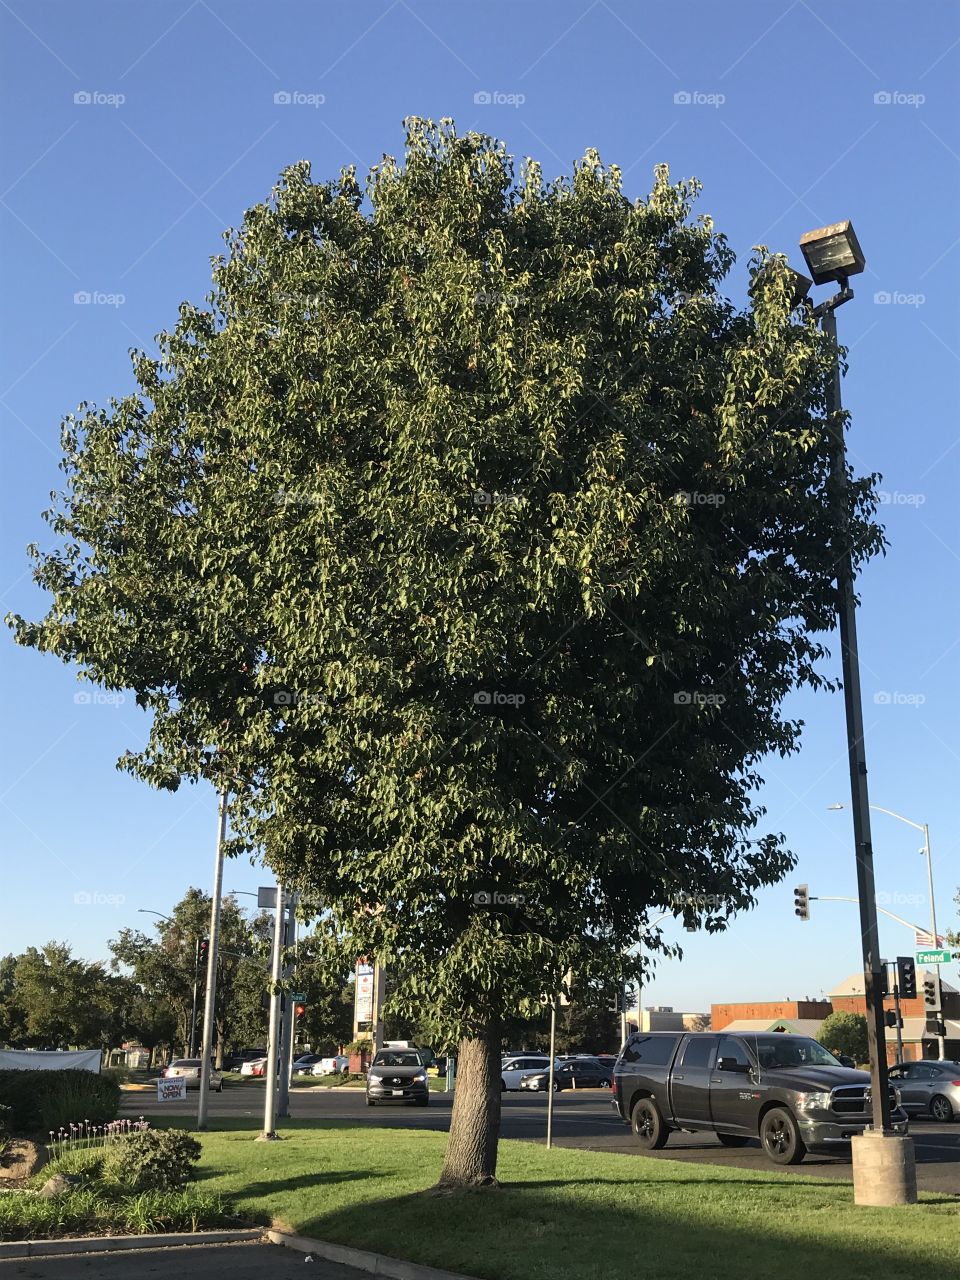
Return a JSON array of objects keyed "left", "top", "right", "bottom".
[
  {"left": 197, "top": 793, "right": 228, "bottom": 1131},
  {"left": 798, "top": 220, "right": 915, "bottom": 1205},
  {"left": 138, "top": 909, "right": 201, "bottom": 1057},
  {"left": 828, "top": 803, "right": 944, "bottom": 1056}
]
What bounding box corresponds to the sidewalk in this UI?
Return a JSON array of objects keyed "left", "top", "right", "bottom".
[{"left": 0, "top": 1241, "right": 371, "bottom": 1279}]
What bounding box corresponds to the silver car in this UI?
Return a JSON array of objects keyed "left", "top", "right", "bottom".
[
  {"left": 163, "top": 1058, "right": 223, "bottom": 1092},
  {"left": 887, "top": 1059, "right": 960, "bottom": 1122}
]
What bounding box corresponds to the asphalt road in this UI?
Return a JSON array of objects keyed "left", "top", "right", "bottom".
[
  {"left": 0, "top": 1242, "right": 368, "bottom": 1280},
  {"left": 122, "top": 1082, "right": 960, "bottom": 1195}
]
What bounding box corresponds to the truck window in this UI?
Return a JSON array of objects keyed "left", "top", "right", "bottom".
[
  {"left": 716, "top": 1036, "right": 752, "bottom": 1071},
  {"left": 622, "top": 1035, "right": 679, "bottom": 1066},
  {"left": 678, "top": 1037, "right": 715, "bottom": 1069}
]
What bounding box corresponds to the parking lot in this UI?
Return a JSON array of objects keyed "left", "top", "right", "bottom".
[{"left": 122, "top": 1082, "right": 960, "bottom": 1194}]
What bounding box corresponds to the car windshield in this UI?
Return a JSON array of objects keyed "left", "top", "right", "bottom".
[
  {"left": 374, "top": 1052, "right": 421, "bottom": 1067},
  {"left": 750, "top": 1037, "right": 840, "bottom": 1069}
]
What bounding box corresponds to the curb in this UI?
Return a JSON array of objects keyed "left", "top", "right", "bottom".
[
  {"left": 0, "top": 1228, "right": 263, "bottom": 1260},
  {"left": 269, "top": 1229, "right": 477, "bottom": 1280}
]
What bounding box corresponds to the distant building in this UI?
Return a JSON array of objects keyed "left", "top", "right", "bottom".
[
  {"left": 830, "top": 971, "right": 960, "bottom": 1063},
  {"left": 712, "top": 999, "right": 832, "bottom": 1034}
]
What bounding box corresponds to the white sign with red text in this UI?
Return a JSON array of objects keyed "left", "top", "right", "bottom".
[{"left": 157, "top": 1077, "right": 187, "bottom": 1101}]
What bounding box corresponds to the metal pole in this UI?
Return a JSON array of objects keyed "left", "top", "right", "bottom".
[
  {"left": 893, "top": 981, "right": 904, "bottom": 1065},
  {"left": 822, "top": 304, "right": 891, "bottom": 1133},
  {"left": 277, "top": 896, "right": 296, "bottom": 1118},
  {"left": 258, "top": 883, "right": 286, "bottom": 1141},
  {"left": 546, "top": 1002, "right": 556, "bottom": 1150},
  {"left": 197, "top": 794, "right": 227, "bottom": 1131},
  {"left": 188, "top": 938, "right": 200, "bottom": 1057},
  {"left": 921, "top": 824, "right": 945, "bottom": 1058}
]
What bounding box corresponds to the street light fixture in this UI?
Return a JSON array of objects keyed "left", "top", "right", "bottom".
[
  {"left": 796, "top": 219, "right": 916, "bottom": 1205},
  {"left": 828, "top": 801, "right": 945, "bottom": 1056}
]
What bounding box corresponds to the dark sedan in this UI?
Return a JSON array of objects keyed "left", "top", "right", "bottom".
[
  {"left": 520, "top": 1058, "right": 613, "bottom": 1092},
  {"left": 366, "top": 1049, "right": 430, "bottom": 1106}
]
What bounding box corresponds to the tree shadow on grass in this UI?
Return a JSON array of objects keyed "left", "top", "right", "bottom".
[{"left": 291, "top": 1181, "right": 960, "bottom": 1280}]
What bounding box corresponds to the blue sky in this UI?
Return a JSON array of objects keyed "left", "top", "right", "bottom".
[{"left": 1, "top": 1, "right": 958, "bottom": 1013}]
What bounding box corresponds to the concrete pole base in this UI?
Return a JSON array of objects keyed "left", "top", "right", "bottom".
[
  {"left": 851, "top": 1131, "right": 917, "bottom": 1205},
  {"left": 255, "top": 1132, "right": 281, "bottom": 1142}
]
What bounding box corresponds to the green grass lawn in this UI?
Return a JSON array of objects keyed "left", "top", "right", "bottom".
[{"left": 189, "top": 1118, "right": 960, "bottom": 1280}]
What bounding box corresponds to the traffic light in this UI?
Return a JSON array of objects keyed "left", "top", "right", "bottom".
[
  {"left": 198, "top": 937, "right": 210, "bottom": 968},
  {"left": 793, "top": 884, "right": 810, "bottom": 921},
  {"left": 295, "top": 1003, "right": 306, "bottom": 1019},
  {"left": 880, "top": 962, "right": 889, "bottom": 998},
  {"left": 923, "top": 972, "right": 939, "bottom": 1010},
  {"left": 896, "top": 955, "right": 916, "bottom": 1000},
  {"left": 884, "top": 1009, "right": 902, "bottom": 1029}
]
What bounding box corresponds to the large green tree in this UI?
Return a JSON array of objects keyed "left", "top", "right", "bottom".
[
  {"left": 11, "top": 120, "right": 882, "bottom": 1186},
  {"left": 8, "top": 943, "right": 124, "bottom": 1049}
]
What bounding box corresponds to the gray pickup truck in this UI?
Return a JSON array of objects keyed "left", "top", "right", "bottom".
[{"left": 613, "top": 1030, "right": 908, "bottom": 1164}]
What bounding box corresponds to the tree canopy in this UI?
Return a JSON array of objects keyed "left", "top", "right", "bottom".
[{"left": 10, "top": 119, "right": 883, "bottom": 1181}]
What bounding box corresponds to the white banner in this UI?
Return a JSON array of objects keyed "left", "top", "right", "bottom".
[
  {"left": 156, "top": 1077, "right": 187, "bottom": 1101},
  {"left": 0, "top": 1049, "right": 101, "bottom": 1073}
]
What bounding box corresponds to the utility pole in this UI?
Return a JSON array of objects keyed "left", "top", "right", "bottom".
[
  {"left": 892, "top": 978, "right": 904, "bottom": 1066},
  {"left": 277, "top": 893, "right": 297, "bottom": 1118},
  {"left": 197, "top": 793, "right": 227, "bottom": 1131},
  {"left": 257, "top": 883, "right": 286, "bottom": 1141},
  {"left": 188, "top": 937, "right": 200, "bottom": 1057},
  {"left": 546, "top": 1001, "right": 557, "bottom": 1150}
]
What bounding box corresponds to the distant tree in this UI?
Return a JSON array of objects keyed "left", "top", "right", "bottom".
[
  {"left": 688, "top": 1013, "right": 712, "bottom": 1032},
  {"left": 818, "top": 1010, "right": 868, "bottom": 1063},
  {"left": 11, "top": 943, "right": 116, "bottom": 1048},
  {"left": 0, "top": 954, "right": 25, "bottom": 1046}
]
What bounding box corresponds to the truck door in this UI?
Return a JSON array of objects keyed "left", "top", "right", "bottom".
[
  {"left": 669, "top": 1036, "right": 718, "bottom": 1128},
  {"left": 709, "top": 1035, "right": 762, "bottom": 1135}
]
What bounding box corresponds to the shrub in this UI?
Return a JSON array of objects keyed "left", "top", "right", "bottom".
[
  {"left": 103, "top": 1128, "right": 201, "bottom": 1191},
  {"left": 0, "top": 1104, "right": 11, "bottom": 1149},
  {"left": 0, "top": 1070, "right": 120, "bottom": 1136}
]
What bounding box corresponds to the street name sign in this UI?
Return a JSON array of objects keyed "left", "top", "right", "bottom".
[{"left": 916, "top": 948, "right": 951, "bottom": 965}]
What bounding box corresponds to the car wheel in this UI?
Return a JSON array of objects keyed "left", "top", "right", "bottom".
[
  {"left": 366, "top": 1097, "right": 376, "bottom": 1107},
  {"left": 216, "top": 1080, "right": 223, "bottom": 1093},
  {"left": 631, "top": 1098, "right": 669, "bottom": 1150},
  {"left": 716, "top": 1132, "right": 750, "bottom": 1147},
  {"left": 760, "top": 1107, "right": 806, "bottom": 1165},
  {"left": 930, "top": 1094, "right": 955, "bottom": 1123},
  {"left": 551, "top": 1080, "right": 559, "bottom": 1093},
  {"left": 416, "top": 1096, "right": 430, "bottom": 1107},
  {"left": 501, "top": 1079, "right": 507, "bottom": 1092}
]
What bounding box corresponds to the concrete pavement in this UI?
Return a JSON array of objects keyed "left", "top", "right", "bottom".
[{"left": 0, "top": 1241, "right": 370, "bottom": 1279}]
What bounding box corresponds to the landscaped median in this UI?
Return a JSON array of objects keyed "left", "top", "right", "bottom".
[
  {"left": 177, "top": 1120, "right": 960, "bottom": 1280},
  {"left": 3, "top": 1118, "right": 958, "bottom": 1278}
]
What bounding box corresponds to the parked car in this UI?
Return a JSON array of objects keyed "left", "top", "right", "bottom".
[
  {"left": 291, "top": 1054, "right": 324, "bottom": 1075},
  {"left": 888, "top": 1060, "right": 960, "bottom": 1121},
  {"left": 500, "top": 1054, "right": 552, "bottom": 1091},
  {"left": 163, "top": 1058, "right": 223, "bottom": 1092},
  {"left": 520, "top": 1058, "right": 612, "bottom": 1092},
  {"left": 241, "top": 1057, "right": 268, "bottom": 1077},
  {"left": 223, "top": 1048, "right": 267, "bottom": 1072},
  {"left": 311, "top": 1054, "right": 349, "bottom": 1076},
  {"left": 613, "top": 1031, "right": 908, "bottom": 1165},
  {"left": 366, "top": 1048, "right": 429, "bottom": 1106}
]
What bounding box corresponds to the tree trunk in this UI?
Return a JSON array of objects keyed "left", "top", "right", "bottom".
[{"left": 438, "top": 1019, "right": 501, "bottom": 1188}]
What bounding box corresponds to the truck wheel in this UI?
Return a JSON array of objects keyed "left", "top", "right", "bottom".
[
  {"left": 716, "top": 1133, "right": 750, "bottom": 1147},
  {"left": 760, "top": 1107, "right": 806, "bottom": 1164},
  {"left": 631, "top": 1098, "right": 669, "bottom": 1150},
  {"left": 930, "top": 1094, "right": 954, "bottom": 1122}
]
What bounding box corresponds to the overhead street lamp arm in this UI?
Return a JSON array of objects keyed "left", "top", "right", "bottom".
[{"left": 811, "top": 895, "right": 930, "bottom": 936}]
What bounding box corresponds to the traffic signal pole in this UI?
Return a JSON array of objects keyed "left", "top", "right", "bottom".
[{"left": 197, "top": 794, "right": 227, "bottom": 1131}]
